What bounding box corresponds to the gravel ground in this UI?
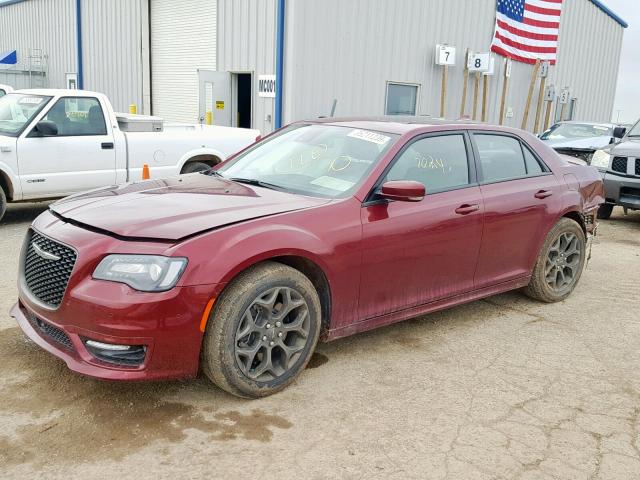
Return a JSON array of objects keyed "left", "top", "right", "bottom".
[{"left": 1, "top": 202, "right": 639, "bottom": 480}]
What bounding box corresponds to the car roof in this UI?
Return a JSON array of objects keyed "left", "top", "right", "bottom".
[
  {"left": 305, "top": 116, "right": 532, "bottom": 136},
  {"left": 14, "top": 88, "right": 103, "bottom": 97}
]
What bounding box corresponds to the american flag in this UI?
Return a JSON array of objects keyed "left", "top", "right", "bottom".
[{"left": 490, "top": 0, "right": 562, "bottom": 65}]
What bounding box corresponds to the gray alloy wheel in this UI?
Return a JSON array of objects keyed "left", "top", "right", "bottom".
[
  {"left": 201, "top": 261, "right": 321, "bottom": 398},
  {"left": 524, "top": 218, "right": 586, "bottom": 303},
  {"left": 234, "top": 286, "right": 311, "bottom": 382}
]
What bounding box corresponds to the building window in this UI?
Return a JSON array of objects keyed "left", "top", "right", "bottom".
[{"left": 385, "top": 82, "right": 418, "bottom": 115}]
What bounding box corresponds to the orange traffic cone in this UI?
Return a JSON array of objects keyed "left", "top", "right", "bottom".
[{"left": 142, "top": 164, "right": 150, "bottom": 180}]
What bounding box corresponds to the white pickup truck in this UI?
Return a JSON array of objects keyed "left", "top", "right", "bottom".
[{"left": 0, "top": 89, "right": 260, "bottom": 221}]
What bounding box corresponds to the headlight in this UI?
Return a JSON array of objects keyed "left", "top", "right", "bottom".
[
  {"left": 590, "top": 150, "right": 611, "bottom": 169},
  {"left": 93, "top": 255, "right": 188, "bottom": 292}
]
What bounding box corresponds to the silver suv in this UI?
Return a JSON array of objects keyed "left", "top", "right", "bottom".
[{"left": 590, "top": 120, "right": 640, "bottom": 219}]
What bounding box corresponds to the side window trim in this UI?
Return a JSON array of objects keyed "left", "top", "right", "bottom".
[
  {"left": 32, "top": 96, "right": 108, "bottom": 138},
  {"left": 364, "top": 130, "right": 477, "bottom": 205},
  {"left": 469, "top": 130, "right": 551, "bottom": 185}
]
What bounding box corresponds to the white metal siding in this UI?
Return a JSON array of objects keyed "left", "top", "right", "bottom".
[
  {"left": 82, "top": 0, "right": 147, "bottom": 113},
  {"left": 217, "top": 0, "right": 276, "bottom": 134},
  {"left": 0, "top": 0, "right": 76, "bottom": 89},
  {"left": 151, "top": 0, "right": 217, "bottom": 123},
  {"left": 284, "top": 0, "right": 625, "bottom": 130}
]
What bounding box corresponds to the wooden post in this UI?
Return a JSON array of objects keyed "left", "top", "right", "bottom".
[
  {"left": 472, "top": 72, "right": 480, "bottom": 121},
  {"left": 559, "top": 102, "right": 567, "bottom": 122},
  {"left": 440, "top": 64, "right": 448, "bottom": 118},
  {"left": 521, "top": 59, "right": 540, "bottom": 131},
  {"left": 543, "top": 101, "right": 553, "bottom": 131},
  {"left": 533, "top": 63, "right": 547, "bottom": 134},
  {"left": 481, "top": 74, "right": 489, "bottom": 122},
  {"left": 460, "top": 50, "right": 470, "bottom": 118},
  {"left": 499, "top": 59, "right": 510, "bottom": 125}
]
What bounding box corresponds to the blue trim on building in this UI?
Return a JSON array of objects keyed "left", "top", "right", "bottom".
[
  {"left": 589, "top": 0, "right": 628, "bottom": 28},
  {"left": 75, "top": 0, "right": 84, "bottom": 89},
  {"left": 274, "top": 0, "right": 285, "bottom": 129}
]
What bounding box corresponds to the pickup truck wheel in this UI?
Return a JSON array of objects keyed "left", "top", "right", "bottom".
[
  {"left": 201, "top": 261, "right": 321, "bottom": 398},
  {"left": 181, "top": 161, "right": 211, "bottom": 174},
  {"left": 0, "top": 187, "right": 6, "bottom": 223},
  {"left": 596, "top": 203, "right": 613, "bottom": 220},
  {"left": 524, "top": 218, "right": 586, "bottom": 303}
]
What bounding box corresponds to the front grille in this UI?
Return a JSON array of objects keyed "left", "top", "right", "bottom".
[
  {"left": 636, "top": 158, "right": 640, "bottom": 176},
  {"left": 24, "top": 230, "right": 77, "bottom": 308},
  {"left": 27, "top": 312, "right": 74, "bottom": 350},
  {"left": 611, "top": 156, "right": 628, "bottom": 174}
]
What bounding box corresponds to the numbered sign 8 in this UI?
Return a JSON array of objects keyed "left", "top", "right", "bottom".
[{"left": 468, "top": 53, "right": 490, "bottom": 73}]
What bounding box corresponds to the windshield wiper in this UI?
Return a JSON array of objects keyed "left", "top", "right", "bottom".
[{"left": 228, "top": 177, "right": 285, "bottom": 191}]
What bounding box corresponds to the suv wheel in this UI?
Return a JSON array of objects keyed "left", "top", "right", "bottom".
[
  {"left": 201, "top": 262, "right": 321, "bottom": 398},
  {"left": 524, "top": 218, "right": 586, "bottom": 303},
  {"left": 0, "top": 187, "right": 7, "bottom": 223},
  {"left": 596, "top": 203, "right": 614, "bottom": 220}
]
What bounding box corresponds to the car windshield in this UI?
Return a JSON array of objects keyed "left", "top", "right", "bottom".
[
  {"left": 627, "top": 120, "right": 640, "bottom": 137},
  {"left": 0, "top": 93, "right": 51, "bottom": 137},
  {"left": 217, "top": 124, "right": 398, "bottom": 198},
  {"left": 540, "top": 123, "right": 612, "bottom": 140}
]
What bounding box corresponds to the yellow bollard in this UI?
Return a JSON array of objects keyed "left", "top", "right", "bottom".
[
  {"left": 205, "top": 110, "right": 213, "bottom": 125},
  {"left": 129, "top": 104, "right": 137, "bottom": 114}
]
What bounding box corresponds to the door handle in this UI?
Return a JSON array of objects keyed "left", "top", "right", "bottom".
[
  {"left": 101, "top": 142, "right": 114, "bottom": 150},
  {"left": 534, "top": 189, "right": 553, "bottom": 199},
  {"left": 455, "top": 204, "right": 480, "bottom": 215}
]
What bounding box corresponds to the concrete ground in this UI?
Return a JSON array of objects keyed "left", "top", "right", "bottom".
[{"left": 1, "top": 202, "right": 639, "bottom": 480}]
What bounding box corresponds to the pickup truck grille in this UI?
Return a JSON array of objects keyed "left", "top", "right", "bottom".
[
  {"left": 611, "top": 157, "right": 628, "bottom": 174},
  {"left": 636, "top": 158, "right": 640, "bottom": 176},
  {"left": 23, "top": 230, "right": 77, "bottom": 308}
]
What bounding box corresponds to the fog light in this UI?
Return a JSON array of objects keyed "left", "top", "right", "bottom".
[{"left": 83, "top": 338, "right": 147, "bottom": 367}]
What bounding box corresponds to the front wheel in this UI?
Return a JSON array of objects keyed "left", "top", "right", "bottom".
[
  {"left": 524, "top": 218, "right": 586, "bottom": 303},
  {"left": 201, "top": 262, "right": 321, "bottom": 398},
  {"left": 0, "top": 187, "right": 6, "bottom": 223},
  {"left": 597, "top": 203, "right": 614, "bottom": 220}
]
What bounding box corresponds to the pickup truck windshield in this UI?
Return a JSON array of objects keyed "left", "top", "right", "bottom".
[
  {"left": 217, "top": 124, "right": 398, "bottom": 198},
  {"left": 0, "top": 94, "right": 51, "bottom": 137},
  {"left": 627, "top": 121, "right": 640, "bottom": 137},
  {"left": 540, "top": 123, "right": 612, "bottom": 140}
]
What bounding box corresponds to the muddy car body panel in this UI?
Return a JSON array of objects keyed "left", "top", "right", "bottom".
[{"left": 11, "top": 119, "right": 604, "bottom": 381}]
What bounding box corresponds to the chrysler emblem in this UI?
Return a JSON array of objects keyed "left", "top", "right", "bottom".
[{"left": 32, "top": 242, "right": 61, "bottom": 262}]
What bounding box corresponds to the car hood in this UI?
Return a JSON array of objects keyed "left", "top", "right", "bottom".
[
  {"left": 50, "top": 174, "right": 330, "bottom": 241},
  {"left": 605, "top": 137, "right": 640, "bottom": 156},
  {"left": 543, "top": 136, "right": 612, "bottom": 150}
]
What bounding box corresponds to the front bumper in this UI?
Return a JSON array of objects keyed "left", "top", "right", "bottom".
[
  {"left": 602, "top": 171, "right": 640, "bottom": 210},
  {"left": 12, "top": 278, "right": 222, "bottom": 381}
]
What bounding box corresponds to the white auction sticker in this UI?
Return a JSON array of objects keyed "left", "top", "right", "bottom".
[
  {"left": 18, "top": 97, "right": 44, "bottom": 105},
  {"left": 347, "top": 129, "right": 390, "bottom": 145},
  {"left": 310, "top": 176, "right": 355, "bottom": 192}
]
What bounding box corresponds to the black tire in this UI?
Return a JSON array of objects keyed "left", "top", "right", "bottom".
[
  {"left": 201, "top": 261, "right": 321, "bottom": 398},
  {"left": 0, "top": 187, "right": 6, "bottom": 223},
  {"left": 597, "top": 203, "right": 614, "bottom": 220},
  {"left": 524, "top": 218, "right": 586, "bottom": 303},
  {"left": 181, "top": 161, "right": 211, "bottom": 174}
]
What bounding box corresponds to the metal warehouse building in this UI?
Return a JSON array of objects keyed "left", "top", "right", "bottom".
[{"left": 0, "top": 0, "right": 627, "bottom": 134}]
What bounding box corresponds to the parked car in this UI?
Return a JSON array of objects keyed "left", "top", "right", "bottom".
[
  {"left": 539, "top": 121, "right": 626, "bottom": 163},
  {"left": 0, "top": 89, "right": 259, "bottom": 222},
  {"left": 0, "top": 84, "right": 13, "bottom": 97},
  {"left": 590, "top": 118, "right": 640, "bottom": 219},
  {"left": 11, "top": 118, "right": 604, "bottom": 398}
]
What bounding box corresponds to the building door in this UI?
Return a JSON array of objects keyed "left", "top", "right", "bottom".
[
  {"left": 198, "top": 70, "right": 231, "bottom": 126},
  {"left": 236, "top": 73, "right": 252, "bottom": 129}
]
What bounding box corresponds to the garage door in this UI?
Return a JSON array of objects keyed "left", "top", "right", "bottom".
[{"left": 150, "top": 0, "right": 217, "bottom": 123}]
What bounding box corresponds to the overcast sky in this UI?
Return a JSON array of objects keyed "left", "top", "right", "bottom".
[{"left": 604, "top": 0, "right": 639, "bottom": 125}]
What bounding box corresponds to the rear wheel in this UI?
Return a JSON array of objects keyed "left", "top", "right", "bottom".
[
  {"left": 181, "top": 161, "right": 211, "bottom": 174},
  {"left": 0, "top": 187, "right": 6, "bottom": 223},
  {"left": 597, "top": 203, "right": 614, "bottom": 220},
  {"left": 201, "top": 262, "right": 321, "bottom": 398},
  {"left": 524, "top": 218, "right": 586, "bottom": 303}
]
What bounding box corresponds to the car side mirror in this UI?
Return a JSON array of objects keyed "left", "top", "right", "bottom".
[
  {"left": 30, "top": 120, "right": 58, "bottom": 137},
  {"left": 379, "top": 180, "right": 425, "bottom": 202},
  {"left": 613, "top": 126, "right": 626, "bottom": 139}
]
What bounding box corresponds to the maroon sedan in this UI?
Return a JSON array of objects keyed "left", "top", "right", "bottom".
[{"left": 11, "top": 119, "right": 603, "bottom": 398}]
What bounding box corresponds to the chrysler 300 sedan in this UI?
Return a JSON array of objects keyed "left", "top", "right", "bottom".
[{"left": 11, "top": 118, "right": 604, "bottom": 398}]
